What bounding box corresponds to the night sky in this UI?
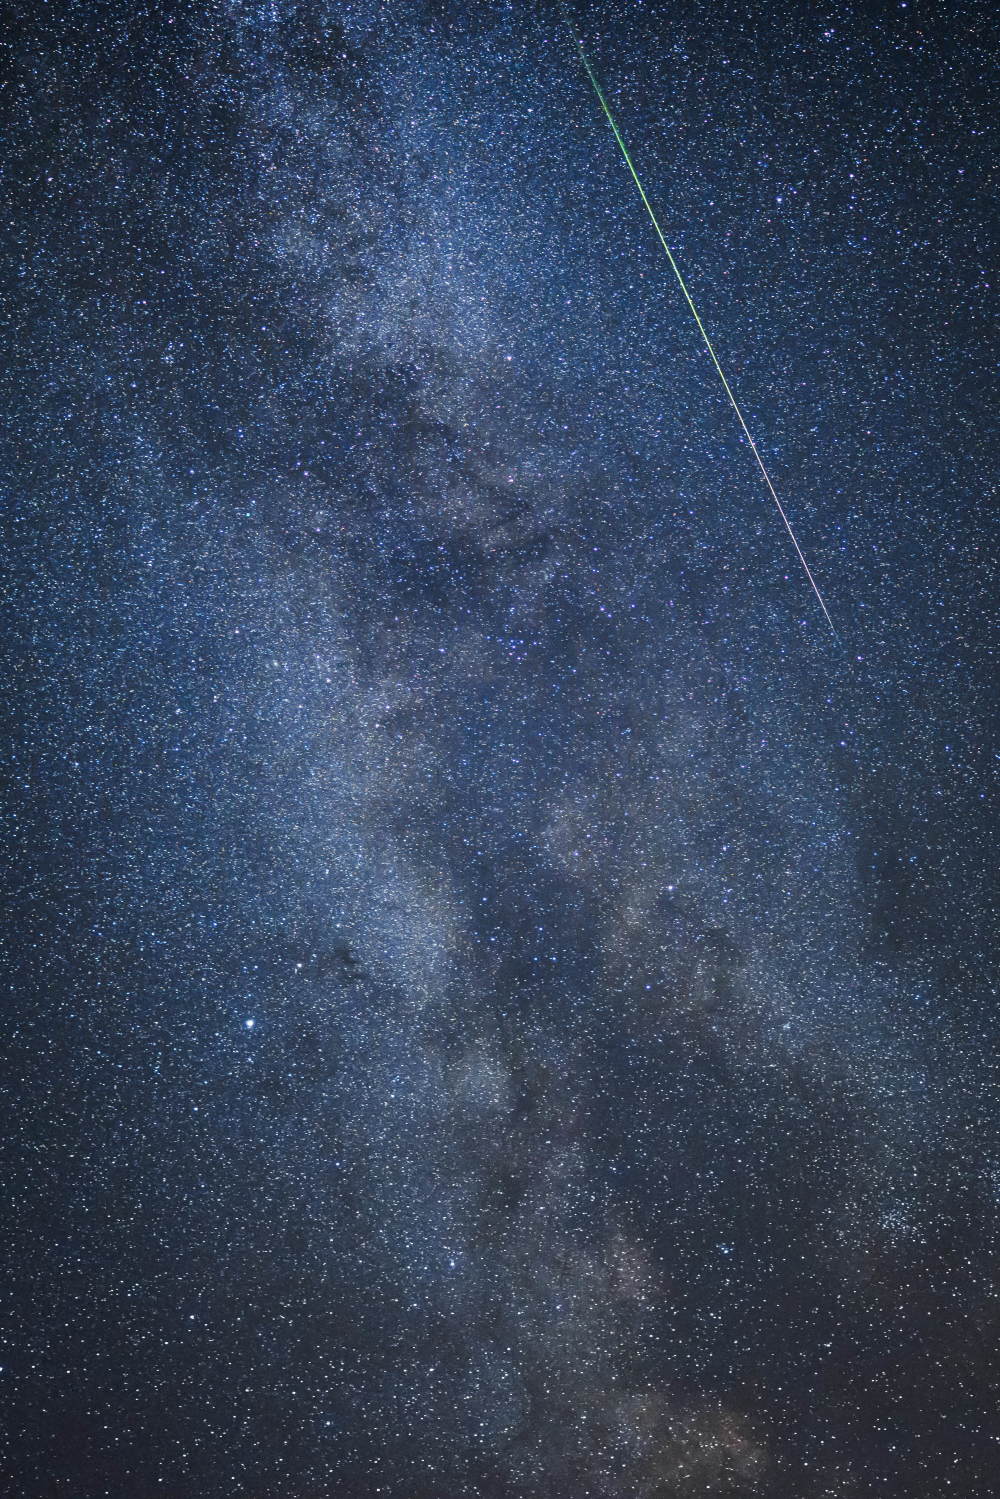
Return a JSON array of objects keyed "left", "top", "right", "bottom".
[{"left": 3, "top": 1, "right": 998, "bottom": 1494}]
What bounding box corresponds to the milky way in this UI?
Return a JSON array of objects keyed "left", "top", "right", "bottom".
[{"left": 3, "top": 2, "right": 997, "bottom": 1495}]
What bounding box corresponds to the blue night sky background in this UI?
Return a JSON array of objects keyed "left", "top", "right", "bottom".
[{"left": 2, "top": 0, "right": 997, "bottom": 1494}]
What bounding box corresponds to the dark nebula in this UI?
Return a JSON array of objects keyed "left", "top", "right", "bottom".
[{"left": 2, "top": 1, "right": 997, "bottom": 1495}]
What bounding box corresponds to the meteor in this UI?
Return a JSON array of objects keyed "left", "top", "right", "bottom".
[{"left": 561, "top": 10, "right": 837, "bottom": 636}]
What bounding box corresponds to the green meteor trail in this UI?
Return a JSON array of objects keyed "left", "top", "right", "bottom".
[{"left": 562, "top": 11, "right": 838, "bottom": 636}]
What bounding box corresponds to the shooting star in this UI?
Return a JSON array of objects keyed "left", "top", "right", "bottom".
[{"left": 562, "top": 8, "right": 838, "bottom": 636}]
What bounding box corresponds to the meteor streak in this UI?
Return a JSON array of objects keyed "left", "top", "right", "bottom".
[{"left": 562, "top": 11, "right": 838, "bottom": 636}]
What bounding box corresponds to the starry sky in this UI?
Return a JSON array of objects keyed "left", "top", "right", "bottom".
[{"left": 2, "top": 0, "right": 998, "bottom": 1494}]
